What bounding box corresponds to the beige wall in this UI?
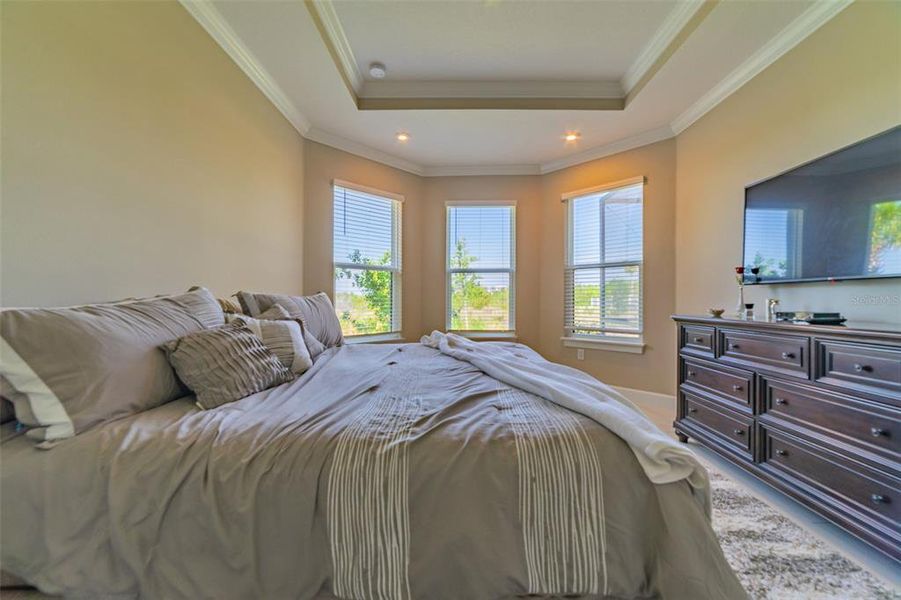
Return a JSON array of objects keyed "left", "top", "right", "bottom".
[
  {"left": 1, "top": 1, "right": 306, "bottom": 307},
  {"left": 303, "top": 141, "right": 425, "bottom": 340},
  {"left": 539, "top": 140, "right": 678, "bottom": 395},
  {"left": 421, "top": 176, "right": 542, "bottom": 347},
  {"left": 675, "top": 1, "right": 901, "bottom": 324}
]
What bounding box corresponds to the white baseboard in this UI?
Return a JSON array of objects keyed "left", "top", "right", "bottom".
[{"left": 612, "top": 385, "right": 674, "bottom": 410}]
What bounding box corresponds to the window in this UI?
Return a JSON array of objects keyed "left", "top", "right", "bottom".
[
  {"left": 446, "top": 203, "right": 515, "bottom": 334},
  {"left": 866, "top": 200, "right": 901, "bottom": 275},
  {"left": 564, "top": 178, "right": 644, "bottom": 343},
  {"left": 744, "top": 207, "right": 803, "bottom": 279},
  {"left": 333, "top": 181, "right": 402, "bottom": 338}
]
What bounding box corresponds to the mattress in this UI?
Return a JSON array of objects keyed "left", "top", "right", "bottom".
[{"left": 1, "top": 342, "right": 744, "bottom": 599}]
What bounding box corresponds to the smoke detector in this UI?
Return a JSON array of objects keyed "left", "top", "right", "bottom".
[{"left": 369, "top": 62, "right": 387, "bottom": 79}]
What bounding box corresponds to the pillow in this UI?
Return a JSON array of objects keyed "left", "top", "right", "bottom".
[
  {"left": 162, "top": 321, "right": 294, "bottom": 410},
  {"left": 218, "top": 298, "right": 242, "bottom": 314},
  {"left": 225, "top": 312, "right": 312, "bottom": 374},
  {"left": 235, "top": 291, "right": 344, "bottom": 348},
  {"left": 258, "top": 304, "right": 327, "bottom": 359},
  {"left": 0, "top": 287, "right": 224, "bottom": 444}
]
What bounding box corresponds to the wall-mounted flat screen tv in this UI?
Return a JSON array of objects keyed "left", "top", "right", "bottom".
[{"left": 742, "top": 126, "right": 901, "bottom": 284}]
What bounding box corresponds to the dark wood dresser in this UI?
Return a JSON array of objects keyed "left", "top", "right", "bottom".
[{"left": 673, "top": 315, "right": 901, "bottom": 562}]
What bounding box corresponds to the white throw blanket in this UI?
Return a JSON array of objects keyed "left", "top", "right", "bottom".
[{"left": 421, "top": 331, "right": 711, "bottom": 516}]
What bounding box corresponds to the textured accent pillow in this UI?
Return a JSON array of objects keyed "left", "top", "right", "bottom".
[
  {"left": 235, "top": 291, "right": 344, "bottom": 349},
  {"left": 257, "top": 304, "right": 327, "bottom": 359},
  {"left": 0, "top": 287, "right": 224, "bottom": 444},
  {"left": 225, "top": 312, "right": 312, "bottom": 374},
  {"left": 163, "top": 321, "right": 294, "bottom": 410},
  {"left": 217, "top": 298, "right": 242, "bottom": 314}
]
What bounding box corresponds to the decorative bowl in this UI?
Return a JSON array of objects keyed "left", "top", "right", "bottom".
[{"left": 708, "top": 308, "right": 726, "bottom": 318}]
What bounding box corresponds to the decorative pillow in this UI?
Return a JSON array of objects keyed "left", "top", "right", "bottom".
[
  {"left": 225, "top": 312, "right": 312, "bottom": 374},
  {"left": 0, "top": 287, "right": 224, "bottom": 444},
  {"left": 235, "top": 291, "right": 344, "bottom": 348},
  {"left": 218, "top": 298, "right": 242, "bottom": 314},
  {"left": 163, "top": 321, "right": 294, "bottom": 410},
  {"left": 258, "top": 304, "right": 327, "bottom": 359}
]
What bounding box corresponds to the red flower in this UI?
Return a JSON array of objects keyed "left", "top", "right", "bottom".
[{"left": 735, "top": 266, "right": 745, "bottom": 274}]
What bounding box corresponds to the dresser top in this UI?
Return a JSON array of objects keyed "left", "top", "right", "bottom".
[{"left": 672, "top": 314, "right": 901, "bottom": 341}]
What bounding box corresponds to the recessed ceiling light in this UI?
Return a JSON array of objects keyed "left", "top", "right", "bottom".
[
  {"left": 396, "top": 132, "right": 410, "bottom": 142},
  {"left": 564, "top": 132, "right": 581, "bottom": 142},
  {"left": 369, "top": 62, "right": 387, "bottom": 79}
]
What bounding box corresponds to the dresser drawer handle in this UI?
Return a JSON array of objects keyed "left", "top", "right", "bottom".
[
  {"left": 871, "top": 427, "right": 887, "bottom": 437},
  {"left": 774, "top": 397, "right": 787, "bottom": 406},
  {"left": 732, "top": 384, "right": 743, "bottom": 392},
  {"left": 687, "top": 407, "right": 698, "bottom": 413},
  {"left": 693, "top": 337, "right": 704, "bottom": 344},
  {"left": 687, "top": 370, "right": 696, "bottom": 377},
  {"left": 871, "top": 494, "right": 889, "bottom": 504},
  {"left": 781, "top": 351, "right": 795, "bottom": 360},
  {"left": 733, "top": 429, "right": 745, "bottom": 436},
  {"left": 775, "top": 449, "right": 787, "bottom": 456},
  {"left": 728, "top": 343, "right": 738, "bottom": 350},
  {"left": 854, "top": 363, "right": 872, "bottom": 373}
]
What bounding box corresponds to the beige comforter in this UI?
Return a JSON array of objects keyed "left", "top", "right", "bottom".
[{"left": 1, "top": 343, "right": 744, "bottom": 599}]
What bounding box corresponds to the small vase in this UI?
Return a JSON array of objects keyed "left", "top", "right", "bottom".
[{"left": 736, "top": 286, "right": 745, "bottom": 317}]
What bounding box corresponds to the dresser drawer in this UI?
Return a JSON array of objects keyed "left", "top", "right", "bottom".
[
  {"left": 718, "top": 329, "right": 809, "bottom": 379},
  {"left": 680, "top": 325, "right": 715, "bottom": 356},
  {"left": 681, "top": 358, "right": 752, "bottom": 413},
  {"left": 761, "top": 427, "right": 901, "bottom": 534},
  {"left": 760, "top": 378, "right": 900, "bottom": 465},
  {"left": 681, "top": 392, "right": 753, "bottom": 459},
  {"left": 815, "top": 340, "right": 901, "bottom": 400}
]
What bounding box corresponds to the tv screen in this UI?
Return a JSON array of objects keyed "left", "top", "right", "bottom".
[{"left": 742, "top": 126, "right": 901, "bottom": 284}]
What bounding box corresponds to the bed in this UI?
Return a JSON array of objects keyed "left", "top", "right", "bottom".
[{"left": 1, "top": 339, "right": 745, "bottom": 599}]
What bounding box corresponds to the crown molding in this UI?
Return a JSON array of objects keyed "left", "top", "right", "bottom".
[
  {"left": 357, "top": 80, "right": 625, "bottom": 111},
  {"left": 422, "top": 164, "right": 542, "bottom": 177},
  {"left": 358, "top": 97, "right": 625, "bottom": 111},
  {"left": 179, "top": 0, "right": 311, "bottom": 136},
  {"left": 671, "top": 0, "right": 852, "bottom": 134},
  {"left": 303, "top": 127, "right": 682, "bottom": 177},
  {"left": 304, "top": 0, "right": 364, "bottom": 96},
  {"left": 179, "top": 0, "right": 312, "bottom": 135},
  {"left": 539, "top": 125, "right": 676, "bottom": 174},
  {"left": 305, "top": 128, "right": 425, "bottom": 176},
  {"left": 622, "top": 0, "right": 711, "bottom": 95},
  {"left": 361, "top": 80, "right": 623, "bottom": 99}
]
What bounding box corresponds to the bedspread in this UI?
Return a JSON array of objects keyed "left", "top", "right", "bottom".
[{"left": 1, "top": 342, "right": 744, "bottom": 599}]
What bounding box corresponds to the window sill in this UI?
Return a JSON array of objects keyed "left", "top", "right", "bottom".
[
  {"left": 451, "top": 330, "right": 518, "bottom": 342},
  {"left": 346, "top": 332, "right": 405, "bottom": 344},
  {"left": 561, "top": 336, "right": 645, "bottom": 354}
]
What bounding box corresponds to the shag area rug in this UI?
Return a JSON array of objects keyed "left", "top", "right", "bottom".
[{"left": 705, "top": 457, "right": 900, "bottom": 599}]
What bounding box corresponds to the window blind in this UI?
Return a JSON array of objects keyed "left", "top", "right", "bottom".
[
  {"left": 743, "top": 208, "right": 803, "bottom": 280},
  {"left": 446, "top": 204, "right": 515, "bottom": 332},
  {"left": 333, "top": 183, "right": 402, "bottom": 336},
  {"left": 564, "top": 182, "right": 643, "bottom": 337}
]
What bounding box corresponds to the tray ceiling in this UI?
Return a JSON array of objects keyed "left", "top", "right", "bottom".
[{"left": 182, "top": 0, "right": 850, "bottom": 175}]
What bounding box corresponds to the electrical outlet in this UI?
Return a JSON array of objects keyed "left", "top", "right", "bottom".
[{"left": 577, "top": 349, "right": 585, "bottom": 360}]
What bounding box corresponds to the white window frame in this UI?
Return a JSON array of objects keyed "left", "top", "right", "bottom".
[
  {"left": 562, "top": 176, "right": 645, "bottom": 354},
  {"left": 445, "top": 201, "right": 516, "bottom": 338},
  {"left": 332, "top": 179, "right": 403, "bottom": 342}
]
